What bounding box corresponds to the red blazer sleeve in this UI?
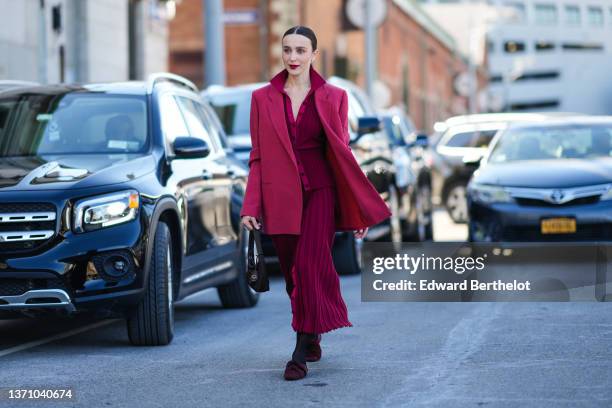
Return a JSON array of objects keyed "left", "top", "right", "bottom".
[
  {"left": 240, "top": 93, "right": 263, "bottom": 218},
  {"left": 338, "top": 90, "right": 350, "bottom": 146}
]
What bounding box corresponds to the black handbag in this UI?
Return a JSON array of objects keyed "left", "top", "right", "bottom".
[{"left": 246, "top": 228, "right": 269, "bottom": 292}]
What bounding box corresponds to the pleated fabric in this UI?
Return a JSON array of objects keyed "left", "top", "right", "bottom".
[{"left": 270, "top": 185, "right": 353, "bottom": 334}]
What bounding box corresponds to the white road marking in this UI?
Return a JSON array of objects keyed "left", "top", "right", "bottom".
[{"left": 0, "top": 319, "right": 120, "bottom": 358}]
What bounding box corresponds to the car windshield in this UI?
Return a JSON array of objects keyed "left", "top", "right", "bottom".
[
  {"left": 488, "top": 124, "right": 612, "bottom": 163},
  {"left": 206, "top": 90, "right": 253, "bottom": 137},
  {"left": 0, "top": 92, "right": 148, "bottom": 157}
]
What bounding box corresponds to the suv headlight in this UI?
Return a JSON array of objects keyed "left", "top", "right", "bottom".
[
  {"left": 601, "top": 185, "right": 612, "bottom": 201},
  {"left": 73, "top": 190, "right": 140, "bottom": 233},
  {"left": 468, "top": 183, "right": 513, "bottom": 204}
]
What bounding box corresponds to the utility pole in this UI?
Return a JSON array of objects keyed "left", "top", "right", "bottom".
[
  {"left": 467, "top": 0, "right": 478, "bottom": 113},
  {"left": 204, "top": 0, "right": 226, "bottom": 87},
  {"left": 38, "top": 0, "right": 48, "bottom": 84},
  {"left": 258, "top": 0, "right": 268, "bottom": 81},
  {"left": 364, "top": 0, "right": 374, "bottom": 99}
]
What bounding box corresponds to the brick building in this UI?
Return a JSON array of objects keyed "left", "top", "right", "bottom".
[
  {"left": 169, "top": 0, "right": 483, "bottom": 130},
  {"left": 0, "top": 0, "right": 170, "bottom": 84}
]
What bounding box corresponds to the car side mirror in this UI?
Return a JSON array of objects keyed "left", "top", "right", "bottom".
[
  {"left": 172, "top": 136, "right": 210, "bottom": 159},
  {"left": 414, "top": 132, "right": 429, "bottom": 148},
  {"left": 357, "top": 116, "right": 382, "bottom": 136}
]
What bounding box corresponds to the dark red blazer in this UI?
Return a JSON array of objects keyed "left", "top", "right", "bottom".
[{"left": 240, "top": 67, "right": 392, "bottom": 235}]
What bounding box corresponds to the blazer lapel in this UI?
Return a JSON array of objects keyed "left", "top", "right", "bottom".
[
  {"left": 314, "top": 85, "right": 335, "bottom": 142},
  {"left": 266, "top": 86, "right": 296, "bottom": 168}
]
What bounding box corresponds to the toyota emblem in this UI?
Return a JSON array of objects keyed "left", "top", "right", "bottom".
[{"left": 550, "top": 190, "right": 565, "bottom": 203}]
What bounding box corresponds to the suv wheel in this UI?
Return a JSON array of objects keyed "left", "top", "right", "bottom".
[
  {"left": 126, "top": 222, "right": 174, "bottom": 346},
  {"left": 445, "top": 181, "right": 468, "bottom": 224},
  {"left": 217, "top": 227, "right": 259, "bottom": 308}
]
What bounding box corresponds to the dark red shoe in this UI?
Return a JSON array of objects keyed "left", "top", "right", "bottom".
[
  {"left": 284, "top": 359, "right": 308, "bottom": 381},
  {"left": 305, "top": 334, "right": 322, "bottom": 362}
]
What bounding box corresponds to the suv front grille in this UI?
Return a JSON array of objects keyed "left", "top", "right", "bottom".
[
  {"left": 515, "top": 195, "right": 601, "bottom": 207},
  {"left": 0, "top": 277, "right": 71, "bottom": 296},
  {"left": 0, "top": 203, "right": 57, "bottom": 253}
]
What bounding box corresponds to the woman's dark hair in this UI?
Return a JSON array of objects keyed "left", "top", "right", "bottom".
[{"left": 282, "top": 25, "right": 317, "bottom": 51}]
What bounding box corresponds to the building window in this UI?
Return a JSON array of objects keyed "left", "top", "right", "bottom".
[
  {"left": 504, "top": 40, "right": 526, "bottom": 53},
  {"left": 514, "top": 71, "right": 560, "bottom": 81},
  {"left": 564, "top": 5, "right": 581, "bottom": 25},
  {"left": 535, "top": 3, "right": 558, "bottom": 25},
  {"left": 504, "top": 2, "right": 527, "bottom": 23},
  {"left": 588, "top": 6, "right": 604, "bottom": 26},
  {"left": 509, "top": 100, "right": 560, "bottom": 111},
  {"left": 562, "top": 43, "right": 604, "bottom": 51},
  {"left": 535, "top": 41, "right": 555, "bottom": 51}
]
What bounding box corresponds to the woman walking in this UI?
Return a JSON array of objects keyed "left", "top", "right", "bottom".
[{"left": 240, "top": 26, "right": 391, "bottom": 381}]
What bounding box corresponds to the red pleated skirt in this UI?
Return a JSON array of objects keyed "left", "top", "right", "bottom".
[{"left": 269, "top": 185, "right": 354, "bottom": 334}]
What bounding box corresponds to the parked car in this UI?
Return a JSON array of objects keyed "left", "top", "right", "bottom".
[
  {"left": 467, "top": 116, "right": 612, "bottom": 242},
  {"left": 379, "top": 106, "right": 433, "bottom": 241},
  {"left": 203, "top": 76, "right": 401, "bottom": 275},
  {"left": 0, "top": 73, "right": 254, "bottom": 346},
  {"left": 430, "top": 113, "right": 559, "bottom": 223}
]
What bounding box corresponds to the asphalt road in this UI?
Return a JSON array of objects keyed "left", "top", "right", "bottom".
[{"left": 0, "top": 208, "right": 611, "bottom": 407}]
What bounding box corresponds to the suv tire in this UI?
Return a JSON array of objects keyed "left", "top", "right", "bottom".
[{"left": 126, "top": 222, "right": 174, "bottom": 346}]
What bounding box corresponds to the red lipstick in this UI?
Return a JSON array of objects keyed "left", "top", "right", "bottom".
[{"left": 289, "top": 64, "right": 300, "bottom": 69}]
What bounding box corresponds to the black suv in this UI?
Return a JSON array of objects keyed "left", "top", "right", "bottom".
[{"left": 0, "top": 73, "right": 255, "bottom": 346}]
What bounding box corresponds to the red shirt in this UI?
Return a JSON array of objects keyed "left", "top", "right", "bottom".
[{"left": 271, "top": 66, "right": 335, "bottom": 191}]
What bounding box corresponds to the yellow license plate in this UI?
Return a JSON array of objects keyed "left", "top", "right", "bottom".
[{"left": 541, "top": 218, "right": 576, "bottom": 234}]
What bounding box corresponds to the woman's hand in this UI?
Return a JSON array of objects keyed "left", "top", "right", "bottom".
[
  {"left": 241, "top": 215, "right": 261, "bottom": 231},
  {"left": 354, "top": 227, "right": 368, "bottom": 239}
]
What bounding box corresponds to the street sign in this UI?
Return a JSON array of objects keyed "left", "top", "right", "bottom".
[
  {"left": 346, "top": 0, "right": 387, "bottom": 28},
  {"left": 487, "top": 91, "right": 505, "bottom": 112},
  {"left": 222, "top": 9, "right": 259, "bottom": 25},
  {"left": 453, "top": 72, "right": 475, "bottom": 97}
]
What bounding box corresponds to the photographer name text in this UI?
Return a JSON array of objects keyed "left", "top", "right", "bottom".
[{"left": 373, "top": 279, "right": 531, "bottom": 291}]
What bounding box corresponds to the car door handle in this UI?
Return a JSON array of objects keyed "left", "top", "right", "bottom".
[{"left": 202, "top": 170, "right": 212, "bottom": 180}]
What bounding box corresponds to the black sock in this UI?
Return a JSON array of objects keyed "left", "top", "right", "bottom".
[{"left": 292, "top": 332, "right": 316, "bottom": 363}]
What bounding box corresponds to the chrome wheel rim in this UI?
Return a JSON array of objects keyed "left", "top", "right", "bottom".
[{"left": 447, "top": 185, "right": 467, "bottom": 223}]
